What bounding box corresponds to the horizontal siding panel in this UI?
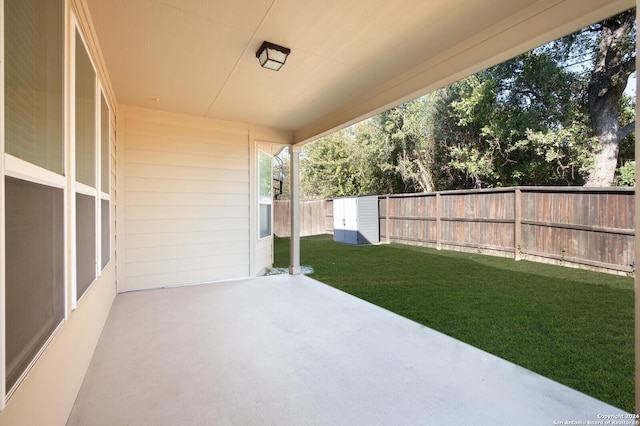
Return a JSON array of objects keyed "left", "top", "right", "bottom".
[
  {"left": 125, "top": 229, "right": 249, "bottom": 249},
  {"left": 125, "top": 252, "right": 248, "bottom": 277},
  {"left": 125, "top": 218, "right": 248, "bottom": 235},
  {"left": 125, "top": 134, "right": 248, "bottom": 158},
  {"left": 125, "top": 162, "right": 247, "bottom": 182},
  {"left": 125, "top": 147, "right": 248, "bottom": 170},
  {"left": 124, "top": 107, "right": 248, "bottom": 135},
  {"left": 124, "top": 191, "right": 247, "bottom": 207},
  {"left": 121, "top": 110, "right": 251, "bottom": 291},
  {"left": 125, "top": 177, "right": 247, "bottom": 194},
  {"left": 126, "top": 241, "right": 248, "bottom": 263},
  {"left": 122, "top": 265, "right": 250, "bottom": 290},
  {"left": 125, "top": 205, "right": 248, "bottom": 221}
]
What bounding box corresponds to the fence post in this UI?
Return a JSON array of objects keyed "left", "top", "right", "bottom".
[
  {"left": 385, "top": 196, "right": 390, "bottom": 243},
  {"left": 436, "top": 192, "right": 442, "bottom": 250},
  {"left": 514, "top": 188, "right": 522, "bottom": 261}
]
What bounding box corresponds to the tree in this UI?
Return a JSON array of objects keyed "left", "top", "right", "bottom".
[
  {"left": 584, "top": 9, "right": 636, "bottom": 186},
  {"left": 298, "top": 9, "right": 635, "bottom": 196},
  {"left": 429, "top": 48, "right": 594, "bottom": 188},
  {"left": 358, "top": 97, "right": 436, "bottom": 193},
  {"left": 300, "top": 129, "right": 379, "bottom": 199}
]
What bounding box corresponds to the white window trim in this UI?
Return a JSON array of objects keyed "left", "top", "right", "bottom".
[
  {"left": 0, "top": 0, "right": 6, "bottom": 409},
  {"left": 258, "top": 148, "right": 273, "bottom": 241},
  {"left": 0, "top": 0, "right": 72, "bottom": 403},
  {"left": 97, "top": 85, "right": 111, "bottom": 275},
  {"left": 4, "top": 154, "right": 67, "bottom": 189},
  {"left": 72, "top": 19, "right": 100, "bottom": 307}
]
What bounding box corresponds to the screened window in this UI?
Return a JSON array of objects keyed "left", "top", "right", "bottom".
[
  {"left": 4, "top": 0, "right": 64, "bottom": 174},
  {"left": 75, "top": 30, "right": 96, "bottom": 188},
  {"left": 3, "top": 0, "right": 65, "bottom": 393},
  {"left": 76, "top": 193, "right": 96, "bottom": 300},
  {"left": 101, "top": 199, "right": 110, "bottom": 269},
  {"left": 5, "top": 178, "right": 64, "bottom": 391},
  {"left": 100, "top": 95, "right": 109, "bottom": 192},
  {"left": 75, "top": 31, "right": 97, "bottom": 299},
  {"left": 258, "top": 149, "right": 272, "bottom": 239},
  {"left": 100, "top": 94, "right": 110, "bottom": 269}
]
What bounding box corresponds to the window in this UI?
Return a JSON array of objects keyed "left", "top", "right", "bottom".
[
  {"left": 3, "top": 0, "right": 65, "bottom": 392},
  {"left": 4, "top": 0, "right": 64, "bottom": 174},
  {"left": 4, "top": 178, "right": 64, "bottom": 391},
  {"left": 258, "top": 149, "right": 272, "bottom": 239},
  {"left": 101, "top": 199, "right": 110, "bottom": 269},
  {"left": 75, "top": 31, "right": 96, "bottom": 188},
  {"left": 75, "top": 29, "right": 97, "bottom": 301},
  {"left": 76, "top": 193, "right": 96, "bottom": 299},
  {"left": 2, "top": 0, "right": 112, "bottom": 397},
  {"left": 100, "top": 95, "right": 109, "bottom": 192},
  {"left": 100, "top": 94, "right": 110, "bottom": 270}
]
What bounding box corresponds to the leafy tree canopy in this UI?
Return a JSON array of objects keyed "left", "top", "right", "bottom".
[{"left": 289, "top": 9, "right": 635, "bottom": 199}]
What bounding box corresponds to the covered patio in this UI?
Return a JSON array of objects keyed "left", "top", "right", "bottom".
[
  {"left": 0, "top": 0, "right": 637, "bottom": 424},
  {"left": 67, "top": 274, "right": 624, "bottom": 425}
]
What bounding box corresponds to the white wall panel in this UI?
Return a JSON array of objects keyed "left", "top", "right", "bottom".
[{"left": 119, "top": 106, "right": 252, "bottom": 292}]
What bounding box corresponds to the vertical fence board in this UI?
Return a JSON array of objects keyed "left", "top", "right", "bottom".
[{"left": 274, "top": 187, "right": 634, "bottom": 274}]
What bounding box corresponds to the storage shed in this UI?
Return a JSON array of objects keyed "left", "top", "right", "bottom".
[{"left": 333, "top": 196, "right": 380, "bottom": 245}]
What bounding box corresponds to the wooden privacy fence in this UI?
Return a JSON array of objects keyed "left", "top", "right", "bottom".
[
  {"left": 274, "top": 199, "right": 333, "bottom": 237},
  {"left": 381, "top": 187, "right": 635, "bottom": 274},
  {"left": 274, "top": 187, "right": 635, "bottom": 275}
]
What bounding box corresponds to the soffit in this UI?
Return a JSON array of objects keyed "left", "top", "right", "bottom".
[{"left": 85, "top": 0, "right": 634, "bottom": 143}]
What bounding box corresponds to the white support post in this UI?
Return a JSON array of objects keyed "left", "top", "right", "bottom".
[
  {"left": 289, "top": 145, "right": 302, "bottom": 275},
  {"left": 514, "top": 188, "right": 522, "bottom": 261}
]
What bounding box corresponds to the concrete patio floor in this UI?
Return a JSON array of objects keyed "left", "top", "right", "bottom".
[{"left": 67, "top": 274, "right": 627, "bottom": 425}]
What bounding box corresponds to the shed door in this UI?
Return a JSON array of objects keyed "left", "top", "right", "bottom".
[
  {"left": 333, "top": 198, "right": 358, "bottom": 244},
  {"left": 333, "top": 198, "right": 345, "bottom": 243},
  {"left": 343, "top": 198, "right": 358, "bottom": 244}
]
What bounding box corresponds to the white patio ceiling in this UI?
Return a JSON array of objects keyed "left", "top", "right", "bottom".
[{"left": 85, "top": 0, "right": 633, "bottom": 144}]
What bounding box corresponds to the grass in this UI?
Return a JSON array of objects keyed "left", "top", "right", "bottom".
[{"left": 273, "top": 235, "right": 635, "bottom": 412}]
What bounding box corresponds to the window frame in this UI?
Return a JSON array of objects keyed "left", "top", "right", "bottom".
[
  {"left": 98, "top": 88, "right": 111, "bottom": 272},
  {"left": 1, "top": 0, "right": 68, "bottom": 402},
  {"left": 72, "top": 23, "right": 99, "bottom": 305},
  {"left": 258, "top": 148, "right": 273, "bottom": 240}
]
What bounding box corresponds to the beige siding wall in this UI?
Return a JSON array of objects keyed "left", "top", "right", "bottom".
[{"left": 118, "top": 107, "right": 254, "bottom": 292}]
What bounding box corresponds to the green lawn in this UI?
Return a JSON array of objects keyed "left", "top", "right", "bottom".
[{"left": 273, "top": 235, "right": 635, "bottom": 412}]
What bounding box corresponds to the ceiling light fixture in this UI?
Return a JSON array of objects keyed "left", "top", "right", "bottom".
[{"left": 256, "top": 41, "right": 291, "bottom": 71}]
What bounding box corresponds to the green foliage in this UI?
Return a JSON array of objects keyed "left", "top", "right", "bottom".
[
  {"left": 362, "top": 97, "right": 436, "bottom": 192},
  {"left": 435, "top": 50, "right": 593, "bottom": 188},
  {"left": 298, "top": 11, "right": 635, "bottom": 196},
  {"left": 615, "top": 160, "right": 635, "bottom": 186},
  {"left": 273, "top": 236, "right": 634, "bottom": 412},
  {"left": 301, "top": 129, "right": 382, "bottom": 199}
]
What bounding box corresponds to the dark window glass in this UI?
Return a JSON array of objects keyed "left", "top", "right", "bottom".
[
  {"left": 5, "top": 177, "right": 64, "bottom": 390},
  {"left": 101, "top": 199, "right": 110, "bottom": 270},
  {"left": 76, "top": 193, "right": 96, "bottom": 300},
  {"left": 100, "top": 95, "right": 109, "bottom": 192},
  {"left": 75, "top": 31, "right": 96, "bottom": 187}
]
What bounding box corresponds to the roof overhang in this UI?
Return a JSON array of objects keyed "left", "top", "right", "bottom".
[{"left": 84, "top": 0, "right": 634, "bottom": 145}]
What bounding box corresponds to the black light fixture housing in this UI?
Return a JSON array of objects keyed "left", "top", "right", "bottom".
[{"left": 256, "top": 41, "right": 291, "bottom": 71}]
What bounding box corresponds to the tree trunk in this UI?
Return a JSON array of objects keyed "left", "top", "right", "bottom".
[
  {"left": 585, "top": 109, "right": 622, "bottom": 186},
  {"left": 584, "top": 9, "right": 635, "bottom": 187}
]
